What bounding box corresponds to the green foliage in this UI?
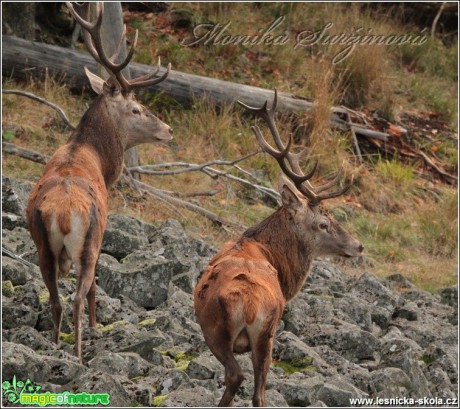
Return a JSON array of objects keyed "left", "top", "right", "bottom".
[
  {"left": 272, "top": 356, "right": 315, "bottom": 374},
  {"left": 376, "top": 156, "right": 415, "bottom": 188},
  {"left": 2, "top": 130, "right": 15, "bottom": 142},
  {"left": 59, "top": 332, "right": 75, "bottom": 344}
]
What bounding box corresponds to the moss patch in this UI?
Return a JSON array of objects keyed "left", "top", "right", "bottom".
[
  {"left": 138, "top": 318, "right": 157, "bottom": 327},
  {"left": 59, "top": 332, "right": 75, "bottom": 344},
  {"left": 2, "top": 280, "right": 15, "bottom": 297},
  {"left": 100, "top": 320, "right": 127, "bottom": 333},
  {"left": 152, "top": 395, "right": 167, "bottom": 407},
  {"left": 272, "top": 356, "right": 316, "bottom": 375}
]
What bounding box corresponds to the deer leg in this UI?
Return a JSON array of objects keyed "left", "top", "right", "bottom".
[
  {"left": 73, "top": 255, "right": 98, "bottom": 363},
  {"left": 37, "top": 240, "right": 62, "bottom": 345},
  {"left": 206, "top": 331, "right": 245, "bottom": 407},
  {"left": 86, "top": 277, "right": 97, "bottom": 328},
  {"left": 41, "top": 260, "right": 62, "bottom": 345},
  {"left": 249, "top": 312, "right": 279, "bottom": 407}
]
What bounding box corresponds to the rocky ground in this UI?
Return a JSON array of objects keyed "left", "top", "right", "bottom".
[{"left": 2, "top": 175, "right": 458, "bottom": 407}]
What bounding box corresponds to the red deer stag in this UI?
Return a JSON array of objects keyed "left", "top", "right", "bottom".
[
  {"left": 194, "top": 91, "right": 364, "bottom": 407},
  {"left": 26, "top": 2, "right": 173, "bottom": 363}
]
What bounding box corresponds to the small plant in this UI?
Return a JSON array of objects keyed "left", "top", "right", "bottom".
[
  {"left": 416, "top": 191, "right": 458, "bottom": 257},
  {"left": 272, "top": 356, "right": 315, "bottom": 374}
]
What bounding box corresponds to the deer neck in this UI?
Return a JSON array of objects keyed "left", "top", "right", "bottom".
[
  {"left": 242, "top": 208, "right": 314, "bottom": 301},
  {"left": 69, "top": 95, "right": 124, "bottom": 186}
]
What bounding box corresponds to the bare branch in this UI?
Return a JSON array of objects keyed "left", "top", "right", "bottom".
[
  {"left": 132, "top": 178, "right": 245, "bottom": 230},
  {"left": 2, "top": 246, "right": 35, "bottom": 268},
  {"left": 127, "top": 152, "right": 281, "bottom": 203},
  {"left": 2, "top": 89, "right": 76, "bottom": 131},
  {"left": 2, "top": 142, "right": 50, "bottom": 165}
]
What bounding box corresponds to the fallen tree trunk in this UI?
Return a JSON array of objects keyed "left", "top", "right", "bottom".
[{"left": 2, "top": 35, "right": 388, "bottom": 141}]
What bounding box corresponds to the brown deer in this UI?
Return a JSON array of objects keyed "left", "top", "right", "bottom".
[
  {"left": 194, "top": 91, "right": 364, "bottom": 407},
  {"left": 26, "top": 2, "right": 173, "bottom": 363}
]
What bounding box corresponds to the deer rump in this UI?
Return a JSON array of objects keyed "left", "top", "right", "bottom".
[
  {"left": 27, "top": 145, "right": 107, "bottom": 277},
  {"left": 194, "top": 241, "right": 285, "bottom": 354}
]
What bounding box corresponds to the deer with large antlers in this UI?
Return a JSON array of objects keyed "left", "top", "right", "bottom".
[
  {"left": 26, "top": 2, "right": 172, "bottom": 362},
  {"left": 194, "top": 91, "right": 364, "bottom": 406}
]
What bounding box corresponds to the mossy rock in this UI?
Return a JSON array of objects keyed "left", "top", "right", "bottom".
[
  {"left": 2, "top": 280, "right": 15, "bottom": 297},
  {"left": 272, "top": 356, "right": 316, "bottom": 375},
  {"left": 138, "top": 318, "right": 156, "bottom": 328},
  {"left": 152, "top": 395, "right": 167, "bottom": 407},
  {"left": 100, "top": 320, "right": 127, "bottom": 333}
]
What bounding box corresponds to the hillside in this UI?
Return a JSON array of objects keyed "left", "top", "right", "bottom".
[{"left": 2, "top": 2, "right": 458, "bottom": 292}]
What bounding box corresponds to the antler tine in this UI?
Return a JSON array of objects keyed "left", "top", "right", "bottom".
[
  {"left": 242, "top": 90, "right": 354, "bottom": 205},
  {"left": 128, "top": 61, "right": 172, "bottom": 90},
  {"left": 66, "top": 2, "right": 138, "bottom": 92},
  {"left": 251, "top": 125, "right": 318, "bottom": 202},
  {"left": 316, "top": 174, "right": 353, "bottom": 202}
]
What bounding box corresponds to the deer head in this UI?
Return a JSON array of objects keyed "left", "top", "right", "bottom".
[
  {"left": 67, "top": 2, "right": 173, "bottom": 149},
  {"left": 238, "top": 90, "right": 364, "bottom": 259}
]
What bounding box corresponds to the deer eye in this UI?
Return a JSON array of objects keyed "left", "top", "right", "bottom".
[
  {"left": 319, "top": 222, "right": 329, "bottom": 231},
  {"left": 132, "top": 108, "right": 141, "bottom": 115}
]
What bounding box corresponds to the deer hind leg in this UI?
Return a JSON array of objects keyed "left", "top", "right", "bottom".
[
  {"left": 40, "top": 255, "right": 62, "bottom": 345},
  {"left": 34, "top": 210, "right": 63, "bottom": 344},
  {"left": 211, "top": 334, "right": 245, "bottom": 407},
  {"left": 248, "top": 309, "right": 280, "bottom": 407},
  {"left": 86, "top": 277, "right": 97, "bottom": 328},
  {"left": 73, "top": 259, "right": 97, "bottom": 363}
]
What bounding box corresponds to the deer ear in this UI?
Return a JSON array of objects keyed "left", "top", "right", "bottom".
[
  {"left": 84, "top": 66, "right": 105, "bottom": 95},
  {"left": 102, "top": 77, "right": 121, "bottom": 97},
  {"left": 278, "top": 174, "right": 302, "bottom": 211}
]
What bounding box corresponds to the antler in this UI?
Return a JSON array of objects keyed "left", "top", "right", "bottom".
[
  {"left": 66, "top": 2, "right": 171, "bottom": 93},
  {"left": 237, "top": 90, "right": 351, "bottom": 206}
]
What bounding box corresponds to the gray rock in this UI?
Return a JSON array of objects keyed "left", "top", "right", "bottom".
[
  {"left": 275, "top": 375, "right": 324, "bottom": 406},
  {"left": 159, "top": 369, "right": 193, "bottom": 394},
  {"left": 316, "top": 379, "right": 365, "bottom": 407},
  {"left": 97, "top": 252, "right": 177, "bottom": 308},
  {"left": 265, "top": 388, "right": 289, "bottom": 407},
  {"left": 2, "top": 257, "right": 31, "bottom": 285},
  {"left": 351, "top": 272, "right": 401, "bottom": 329},
  {"left": 273, "top": 331, "right": 334, "bottom": 376},
  {"left": 2, "top": 176, "right": 32, "bottom": 216},
  {"left": 186, "top": 352, "right": 220, "bottom": 380},
  {"left": 101, "top": 214, "right": 154, "bottom": 260},
  {"left": 2, "top": 211, "right": 28, "bottom": 230},
  {"left": 2, "top": 342, "right": 86, "bottom": 385},
  {"left": 60, "top": 370, "right": 131, "bottom": 407},
  {"left": 6, "top": 326, "right": 56, "bottom": 351},
  {"left": 440, "top": 286, "right": 458, "bottom": 309},
  {"left": 2, "top": 297, "right": 39, "bottom": 329},
  {"left": 2, "top": 226, "right": 32, "bottom": 254},
  {"left": 394, "top": 301, "right": 419, "bottom": 321},
  {"left": 370, "top": 367, "right": 412, "bottom": 397},
  {"left": 88, "top": 351, "right": 153, "bottom": 379},
  {"left": 379, "top": 327, "right": 432, "bottom": 398},
  {"left": 305, "top": 321, "right": 378, "bottom": 362},
  {"left": 162, "top": 384, "right": 217, "bottom": 407}
]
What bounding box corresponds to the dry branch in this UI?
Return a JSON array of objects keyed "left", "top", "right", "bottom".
[
  {"left": 2, "top": 35, "right": 390, "bottom": 141},
  {"left": 2, "top": 141, "right": 249, "bottom": 230},
  {"left": 2, "top": 142, "right": 50, "bottom": 164},
  {"left": 2, "top": 89, "right": 76, "bottom": 130}
]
